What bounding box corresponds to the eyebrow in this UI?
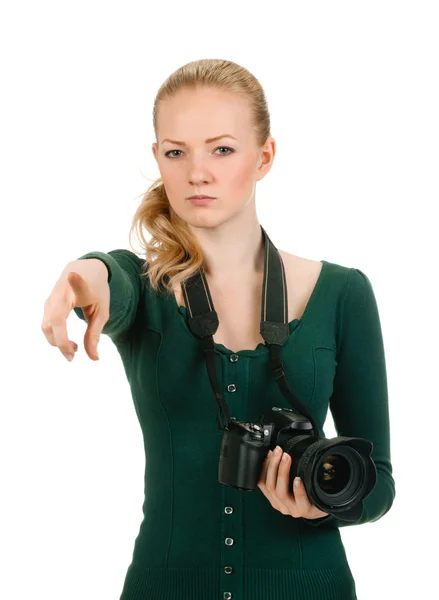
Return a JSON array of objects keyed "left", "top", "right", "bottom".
[{"left": 161, "top": 134, "right": 238, "bottom": 146}]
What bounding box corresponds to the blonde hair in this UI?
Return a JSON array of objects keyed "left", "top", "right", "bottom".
[{"left": 129, "top": 58, "right": 272, "bottom": 295}]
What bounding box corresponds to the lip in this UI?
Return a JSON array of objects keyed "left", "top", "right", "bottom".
[
  {"left": 189, "top": 196, "right": 216, "bottom": 206},
  {"left": 188, "top": 195, "right": 215, "bottom": 199}
]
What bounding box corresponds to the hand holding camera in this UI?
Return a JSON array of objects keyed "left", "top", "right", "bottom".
[
  {"left": 219, "top": 408, "right": 377, "bottom": 523},
  {"left": 257, "top": 446, "right": 330, "bottom": 520}
]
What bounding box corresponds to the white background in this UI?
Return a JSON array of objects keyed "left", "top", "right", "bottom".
[{"left": 1, "top": 1, "right": 438, "bottom": 599}]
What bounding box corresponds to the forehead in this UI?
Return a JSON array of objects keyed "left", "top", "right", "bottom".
[{"left": 157, "top": 88, "right": 252, "bottom": 141}]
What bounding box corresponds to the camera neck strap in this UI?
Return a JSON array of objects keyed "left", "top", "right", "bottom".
[{"left": 181, "top": 225, "right": 319, "bottom": 434}]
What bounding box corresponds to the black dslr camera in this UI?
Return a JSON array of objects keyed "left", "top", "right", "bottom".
[{"left": 218, "top": 406, "right": 376, "bottom": 522}]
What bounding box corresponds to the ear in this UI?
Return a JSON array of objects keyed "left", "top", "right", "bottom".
[
  {"left": 256, "top": 137, "right": 276, "bottom": 180},
  {"left": 152, "top": 143, "right": 158, "bottom": 161}
]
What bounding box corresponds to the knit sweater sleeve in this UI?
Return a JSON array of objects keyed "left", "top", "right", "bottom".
[
  {"left": 72, "top": 249, "right": 143, "bottom": 345},
  {"left": 302, "top": 267, "right": 396, "bottom": 529}
]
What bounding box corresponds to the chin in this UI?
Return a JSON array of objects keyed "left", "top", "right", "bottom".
[
  {"left": 186, "top": 214, "right": 225, "bottom": 230},
  {"left": 173, "top": 202, "right": 248, "bottom": 230}
]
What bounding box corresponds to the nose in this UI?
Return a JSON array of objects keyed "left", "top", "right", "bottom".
[
  {"left": 188, "top": 170, "right": 211, "bottom": 186},
  {"left": 187, "top": 155, "right": 214, "bottom": 184}
]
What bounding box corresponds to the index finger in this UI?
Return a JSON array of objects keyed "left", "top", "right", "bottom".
[
  {"left": 257, "top": 450, "right": 272, "bottom": 488},
  {"left": 51, "top": 316, "right": 77, "bottom": 358}
]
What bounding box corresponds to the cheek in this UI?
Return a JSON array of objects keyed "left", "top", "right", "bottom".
[
  {"left": 227, "top": 157, "right": 257, "bottom": 194},
  {"left": 160, "top": 164, "right": 183, "bottom": 193}
]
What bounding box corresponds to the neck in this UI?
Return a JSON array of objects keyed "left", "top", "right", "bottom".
[{"left": 189, "top": 219, "right": 265, "bottom": 282}]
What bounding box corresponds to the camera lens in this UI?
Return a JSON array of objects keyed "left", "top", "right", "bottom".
[
  {"left": 310, "top": 444, "right": 369, "bottom": 512},
  {"left": 317, "top": 454, "right": 351, "bottom": 494}
]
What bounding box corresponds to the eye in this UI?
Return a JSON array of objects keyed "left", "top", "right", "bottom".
[
  {"left": 164, "top": 146, "right": 235, "bottom": 158},
  {"left": 164, "top": 149, "right": 181, "bottom": 158},
  {"left": 215, "top": 146, "right": 234, "bottom": 156}
]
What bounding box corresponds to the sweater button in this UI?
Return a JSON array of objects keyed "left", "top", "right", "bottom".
[
  {"left": 224, "top": 566, "right": 233, "bottom": 574},
  {"left": 224, "top": 506, "right": 233, "bottom": 514},
  {"left": 225, "top": 537, "right": 234, "bottom": 546},
  {"left": 229, "top": 354, "right": 239, "bottom": 362},
  {"left": 223, "top": 593, "right": 232, "bottom": 599},
  {"left": 227, "top": 384, "right": 236, "bottom": 392}
]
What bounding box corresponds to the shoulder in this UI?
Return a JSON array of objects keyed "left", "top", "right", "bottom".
[
  {"left": 277, "top": 250, "right": 325, "bottom": 320},
  {"left": 278, "top": 251, "right": 378, "bottom": 316},
  {"left": 279, "top": 250, "right": 366, "bottom": 288},
  {"left": 277, "top": 249, "right": 323, "bottom": 286}
]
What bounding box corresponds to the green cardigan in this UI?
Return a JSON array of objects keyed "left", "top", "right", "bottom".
[{"left": 73, "top": 248, "right": 395, "bottom": 600}]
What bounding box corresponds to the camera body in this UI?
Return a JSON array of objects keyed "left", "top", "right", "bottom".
[{"left": 218, "top": 406, "right": 377, "bottom": 522}]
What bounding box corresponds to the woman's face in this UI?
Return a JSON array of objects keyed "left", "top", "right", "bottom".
[{"left": 152, "top": 87, "right": 275, "bottom": 229}]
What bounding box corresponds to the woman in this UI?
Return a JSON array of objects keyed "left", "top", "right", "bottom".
[{"left": 43, "top": 58, "right": 395, "bottom": 600}]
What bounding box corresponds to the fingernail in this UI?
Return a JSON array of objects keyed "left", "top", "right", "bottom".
[
  {"left": 66, "top": 354, "right": 73, "bottom": 362},
  {"left": 274, "top": 446, "right": 281, "bottom": 455},
  {"left": 294, "top": 477, "right": 301, "bottom": 487},
  {"left": 282, "top": 453, "right": 289, "bottom": 463}
]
